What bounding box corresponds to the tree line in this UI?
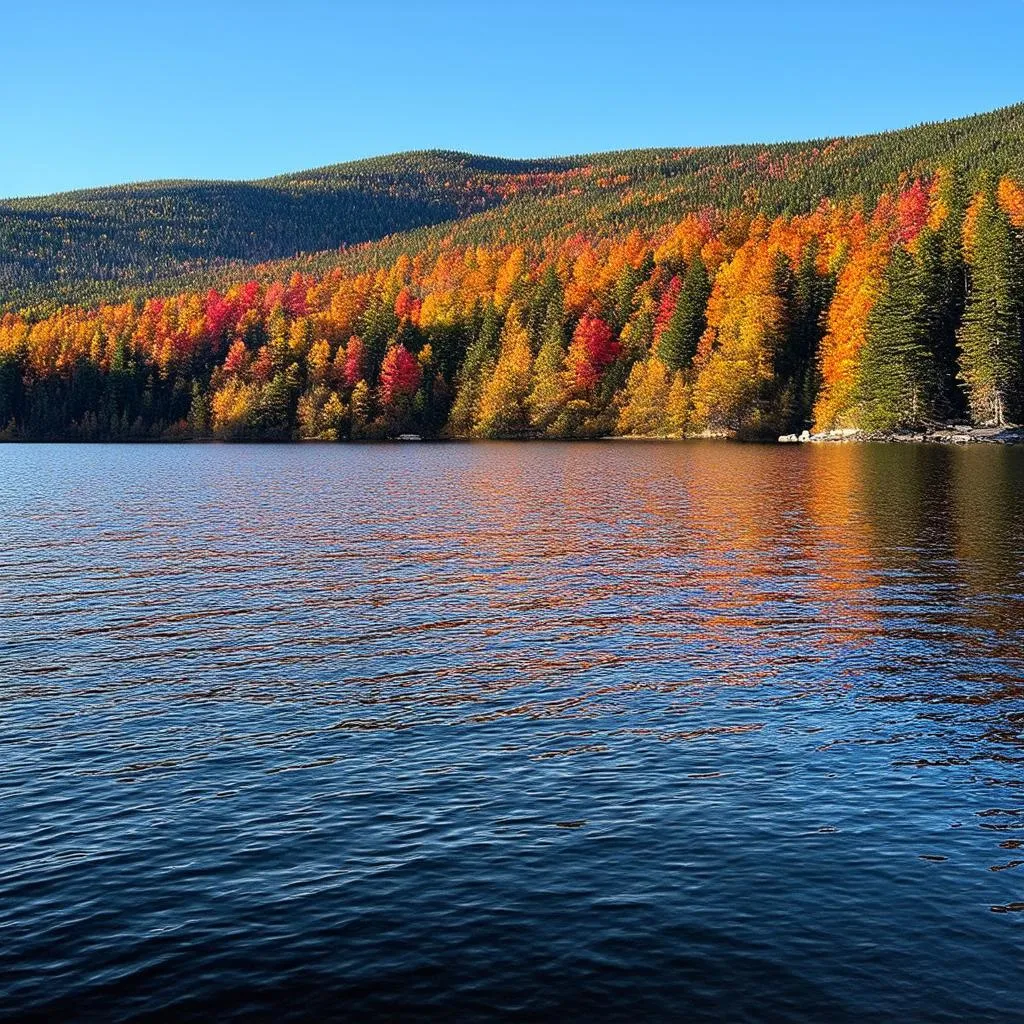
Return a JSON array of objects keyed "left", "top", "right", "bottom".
[{"left": 1, "top": 167, "right": 1022, "bottom": 442}]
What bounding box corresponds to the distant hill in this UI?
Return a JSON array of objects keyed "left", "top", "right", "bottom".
[
  {"left": 3, "top": 103, "right": 1024, "bottom": 445},
  {"left": 4, "top": 104, "right": 1024, "bottom": 313}
]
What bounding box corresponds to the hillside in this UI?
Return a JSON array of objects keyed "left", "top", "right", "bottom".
[
  {"left": 2, "top": 103, "right": 1024, "bottom": 443},
  {"left": 5, "top": 104, "right": 1024, "bottom": 314}
]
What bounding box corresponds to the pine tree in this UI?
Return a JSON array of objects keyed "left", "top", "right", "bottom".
[
  {"left": 770, "top": 244, "right": 831, "bottom": 431},
  {"left": 528, "top": 264, "right": 562, "bottom": 344},
  {"left": 856, "top": 245, "right": 934, "bottom": 429},
  {"left": 447, "top": 302, "right": 500, "bottom": 435},
  {"left": 475, "top": 304, "right": 533, "bottom": 437},
  {"left": 957, "top": 189, "right": 1024, "bottom": 425},
  {"left": 916, "top": 225, "right": 966, "bottom": 420},
  {"left": 657, "top": 256, "right": 710, "bottom": 371},
  {"left": 527, "top": 290, "right": 568, "bottom": 433},
  {"left": 187, "top": 382, "right": 209, "bottom": 436},
  {"left": 610, "top": 260, "right": 645, "bottom": 333}
]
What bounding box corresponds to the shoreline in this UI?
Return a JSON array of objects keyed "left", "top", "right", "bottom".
[
  {"left": 2, "top": 428, "right": 1024, "bottom": 446},
  {"left": 779, "top": 425, "right": 1024, "bottom": 446}
]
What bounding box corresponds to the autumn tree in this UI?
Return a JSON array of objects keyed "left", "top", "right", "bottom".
[
  {"left": 527, "top": 288, "right": 569, "bottom": 433},
  {"left": 475, "top": 303, "right": 533, "bottom": 437},
  {"left": 814, "top": 235, "right": 890, "bottom": 430},
  {"left": 379, "top": 343, "right": 422, "bottom": 432},
  {"left": 690, "top": 231, "right": 791, "bottom": 434},
  {"left": 565, "top": 315, "right": 619, "bottom": 394},
  {"left": 448, "top": 302, "right": 500, "bottom": 435},
  {"left": 616, "top": 358, "right": 672, "bottom": 435}
]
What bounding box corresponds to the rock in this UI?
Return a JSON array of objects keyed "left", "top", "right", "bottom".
[{"left": 777, "top": 421, "right": 1020, "bottom": 447}]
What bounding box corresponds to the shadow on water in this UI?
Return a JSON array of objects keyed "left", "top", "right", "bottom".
[{"left": 24, "top": 917, "right": 855, "bottom": 1023}]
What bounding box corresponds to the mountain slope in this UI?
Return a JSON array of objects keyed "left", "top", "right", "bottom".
[
  {"left": 2, "top": 103, "right": 1024, "bottom": 444},
  {"left": 4, "top": 103, "right": 1024, "bottom": 314}
]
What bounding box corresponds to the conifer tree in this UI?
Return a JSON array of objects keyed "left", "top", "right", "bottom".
[
  {"left": 856, "top": 245, "right": 934, "bottom": 429},
  {"left": 527, "top": 290, "right": 569, "bottom": 432},
  {"left": 957, "top": 189, "right": 1024, "bottom": 425},
  {"left": 447, "top": 302, "right": 500, "bottom": 435},
  {"left": 916, "top": 225, "right": 966, "bottom": 419},
  {"left": 657, "top": 256, "right": 710, "bottom": 371},
  {"left": 610, "top": 261, "right": 645, "bottom": 333},
  {"left": 769, "top": 243, "right": 831, "bottom": 430},
  {"left": 528, "top": 265, "right": 562, "bottom": 344}
]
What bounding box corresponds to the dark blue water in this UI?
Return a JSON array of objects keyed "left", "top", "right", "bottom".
[{"left": 2, "top": 441, "right": 1023, "bottom": 1022}]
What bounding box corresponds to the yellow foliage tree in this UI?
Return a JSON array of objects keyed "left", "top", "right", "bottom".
[
  {"left": 616, "top": 358, "right": 672, "bottom": 436},
  {"left": 475, "top": 303, "right": 533, "bottom": 437},
  {"left": 211, "top": 379, "right": 259, "bottom": 439}
]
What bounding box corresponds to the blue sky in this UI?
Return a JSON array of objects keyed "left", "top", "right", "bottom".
[{"left": 2, "top": 0, "right": 1023, "bottom": 199}]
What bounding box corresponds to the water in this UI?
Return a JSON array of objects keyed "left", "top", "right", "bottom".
[{"left": 2, "top": 441, "right": 1023, "bottom": 1022}]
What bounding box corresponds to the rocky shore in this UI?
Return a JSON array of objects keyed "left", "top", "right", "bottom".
[{"left": 779, "top": 425, "right": 1024, "bottom": 445}]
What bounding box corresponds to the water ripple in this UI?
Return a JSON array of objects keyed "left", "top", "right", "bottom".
[{"left": 2, "top": 441, "right": 1023, "bottom": 1022}]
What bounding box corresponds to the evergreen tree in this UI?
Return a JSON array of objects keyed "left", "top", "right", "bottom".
[
  {"left": 771, "top": 243, "right": 831, "bottom": 430},
  {"left": 957, "top": 189, "right": 1024, "bottom": 425},
  {"left": 187, "top": 382, "right": 210, "bottom": 437},
  {"left": 527, "top": 289, "right": 569, "bottom": 432},
  {"left": 610, "top": 260, "right": 645, "bottom": 333},
  {"left": 856, "top": 245, "right": 935, "bottom": 429},
  {"left": 359, "top": 295, "right": 400, "bottom": 384},
  {"left": 528, "top": 264, "right": 562, "bottom": 344},
  {"left": 916, "top": 225, "right": 967, "bottom": 420},
  {"left": 657, "top": 256, "right": 710, "bottom": 371},
  {"left": 447, "top": 302, "right": 500, "bottom": 435}
]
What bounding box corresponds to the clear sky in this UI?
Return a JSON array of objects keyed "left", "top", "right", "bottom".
[{"left": 3, "top": 0, "right": 1023, "bottom": 199}]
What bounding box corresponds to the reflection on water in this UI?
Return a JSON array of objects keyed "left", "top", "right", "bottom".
[{"left": 1, "top": 441, "right": 1023, "bottom": 1022}]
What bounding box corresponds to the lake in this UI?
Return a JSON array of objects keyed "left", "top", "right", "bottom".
[{"left": 2, "top": 441, "right": 1023, "bottom": 1022}]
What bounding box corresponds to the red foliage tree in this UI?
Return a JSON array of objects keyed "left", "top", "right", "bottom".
[
  {"left": 379, "top": 344, "right": 421, "bottom": 407},
  {"left": 394, "top": 287, "right": 422, "bottom": 324},
  {"left": 223, "top": 338, "right": 248, "bottom": 376},
  {"left": 343, "top": 336, "right": 366, "bottom": 388},
  {"left": 897, "top": 179, "right": 931, "bottom": 245},
  {"left": 654, "top": 275, "right": 682, "bottom": 342},
  {"left": 568, "top": 315, "right": 619, "bottom": 391},
  {"left": 204, "top": 289, "right": 233, "bottom": 342}
]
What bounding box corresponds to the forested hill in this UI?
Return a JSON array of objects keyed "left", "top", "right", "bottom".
[
  {"left": 3, "top": 103, "right": 1024, "bottom": 443},
  {"left": 5, "top": 103, "right": 1024, "bottom": 314}
]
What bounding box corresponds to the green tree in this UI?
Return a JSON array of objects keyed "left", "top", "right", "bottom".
[
  {"left": 916, "top": 225, "right": 967, "bottom": 420},
  {"left": 447, "top": 302, "right": 500, "bottom": 435},
  {"left": 527, "top": 288, "right": 569, "bottom": 432},
  {"left": 657, "top": 256, "right": 710, "bottom": 371},
  {"left": 957, "top": 189, "right": 1024, "bottom": 425},
  {"left": 771, "top": 244, "right": 832, "bottom": 431},
  {"left": 187, "top": 382, "right": 210, "bottom": 437},
  {"left": 856, "top": 245, "right": 935, "bottom": 429}
]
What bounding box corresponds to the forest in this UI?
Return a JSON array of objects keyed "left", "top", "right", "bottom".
[{"left": 2, "top": 104, "right": 1024, "bottom": 441}]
